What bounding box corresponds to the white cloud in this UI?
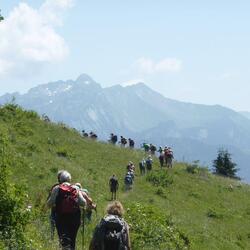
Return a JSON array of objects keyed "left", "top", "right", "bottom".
[
  {"left": 0, "top": 0, "right": 73, "bottom": 76},
  {"left": 133, "top": 57, "right": 182, "bottom": 74}
]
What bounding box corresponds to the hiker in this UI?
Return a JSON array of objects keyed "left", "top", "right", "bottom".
[
  {"left": 109, "top": 133, "right": 118, "bottom": 144},
  {"left": 126, "top": 161, "right": 135, "bottom": 173},
  {"left": 158, "top": 146, "right": 163, "bottom": 154},
  {"left": 120, "top": 136, "right": 127, "bottom": 147},
  {"left": 146, "top": 155, "right": 153, "bottom": 172},
  {"left": 124, "top": 172, "right": 133, "bottom": 191},
  {"left": 128, "top": 138, "right": 135, "bottom": 148},
  {"left": 142, "top": 142, "right": 150, "bottom": 152},
  {"left": 150, "top": 144, "right": 157, "bottom": 155},
  {"left": 89, "top": 201, "right": 131, "bottom": 250},
  {"left": 90, "top": 131, "right": 98, "bottom": 140},
  {"left": 159, "top": 152, "right": 165, "bottom": 168},
  {"left": 47, "top": 170, "right": 86, "bottom": 250},
  {"left": 42, "top": 113, "right": 50, "bottom": 122},
  {"left": 109, "top": 174, "right": 119, "bottom": 200},
  {"left": 75, "top": 183, "right": 97, "bottom": 222},
  {"left": 82, "top": 130, "right": 89, "bottom": 137},
  {"left": 165, "top": 147, "right": 174, "bottom": 168},
  {"left": 139, "top": 158, "right": 146, "bottom": 175}
]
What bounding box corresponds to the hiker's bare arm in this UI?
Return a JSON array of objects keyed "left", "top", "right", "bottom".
[
  {"left": 78, "top": 191, "right": 87, "bottom": 207},
  {"left": 47, "top": 186, "right": 59, "bottom": 208}
]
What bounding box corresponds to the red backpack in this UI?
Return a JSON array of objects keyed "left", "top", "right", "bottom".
[{"left": 56, "top": 184, "right": 79, "bottom": 214}]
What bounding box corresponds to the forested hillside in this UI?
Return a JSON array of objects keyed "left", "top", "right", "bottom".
[{"left": 0, "top": 104, "right": 250, "bottom": 250}]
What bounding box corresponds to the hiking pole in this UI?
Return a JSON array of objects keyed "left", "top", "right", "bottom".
[{"left": 82, "top": 208, "right": 85, "bottom": 250}]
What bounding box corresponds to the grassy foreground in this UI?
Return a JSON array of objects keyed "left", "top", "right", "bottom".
[{"left": 0, "top": 104, "right": 250, "bottom": 250}]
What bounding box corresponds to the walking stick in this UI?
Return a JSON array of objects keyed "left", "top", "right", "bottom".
[{"left": 82, "top": 208, "right": 85, "bottom": 250}]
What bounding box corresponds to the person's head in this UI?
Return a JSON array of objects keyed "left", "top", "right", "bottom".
[
  {"left": 75, "top": 182, "right": 82, "bottom": 189},
  {"left": 57, "top": 170, "right": 64, "bottom": 183},
  {"left": 58, "top": 170, "right": 71, "bottom": 183},
  {"left": 106, "top": 201, "right": 124, "bottom": 217}
]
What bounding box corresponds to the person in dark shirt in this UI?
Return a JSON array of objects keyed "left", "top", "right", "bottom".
[{"left": 109, "top": 174, "right": 119, "bottom": 200}]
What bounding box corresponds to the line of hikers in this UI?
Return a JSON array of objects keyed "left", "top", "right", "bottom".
[
  {"left": 81, "top": 130, "right": 98, "bottom": 140},
  {"left": 46, "top": 145, "right": 174, "bottom": 249},
  {"left": 109, "top": 133, "right": 135, "bottom": 148},
  {"left": 47, "top": 170, "right": 131, "bottom": 250}
]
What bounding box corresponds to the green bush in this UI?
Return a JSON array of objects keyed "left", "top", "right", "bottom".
[
  {"left": 126, "top": 203, "right": 190, "bottom": 249},
  {"left": 207, "top": 208, "right": 224, "bottom": 219},
  {"left": 186, "top": 161, "right": 208, "bottom": 176},
  {"left": 146, "top": 170, "right": 173, "bottom": 188},
  {"left": 0, "top": 130, "right": 31, "bottom": 248},
  {"left": 155, "top": 187, "right": 167, "bottom": 199}
]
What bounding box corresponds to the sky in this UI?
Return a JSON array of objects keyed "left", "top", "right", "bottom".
[{"left": 0, "top": 0, "right": 250, "bottom": 111}]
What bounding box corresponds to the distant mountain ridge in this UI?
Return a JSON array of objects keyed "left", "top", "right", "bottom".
[
  {"left": 1, "top": 74, "right": 250, "bottom": 181},
  {"left": 239, "top": 111, "right": 250, "bottom": 120}
]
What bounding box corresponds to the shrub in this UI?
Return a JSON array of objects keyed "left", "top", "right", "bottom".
[
  {"left": 146, "top": 170, "right": 173, "bottom": 188},
  {"left": 56, "top": 148, "right": 68, "bottom": 158},
  {"left": 0, "top": 130, "right": 30, "bottom": 248},
  {"left": 207, "top": 208, "right": 223, "bottom": 219},
  {"left": 155, "top": 187, "right": 167, "bottom": 199},
  {"left": 126, "top": 203, "right": 190, "bottom": 249}
]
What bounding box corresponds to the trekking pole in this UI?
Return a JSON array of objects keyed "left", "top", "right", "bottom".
[{"left": 82, "top": 208, "right": 85, "bottom": 250}]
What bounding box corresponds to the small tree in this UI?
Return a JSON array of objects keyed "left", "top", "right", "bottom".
[
  {"left": 213, "top": 149, "right": 239, "bottom": 179},
  {"left": 0, "top": 10, "right": 4, "bottom": 22}
]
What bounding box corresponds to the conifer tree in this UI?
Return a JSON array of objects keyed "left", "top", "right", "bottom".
[
  {"left": 0, "top": 10, "right": 4, "bottom": 22},
  {"left": 213, "top": 149, "right": 239, "bottom": 179}
]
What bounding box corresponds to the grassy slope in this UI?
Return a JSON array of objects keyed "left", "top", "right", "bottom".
[{"left": 1, "top": 105, "right": 250, "bottom": 250}]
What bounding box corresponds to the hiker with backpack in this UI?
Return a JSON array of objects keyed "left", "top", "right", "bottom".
[
  {"left": 158, "top": 146, "right": 163, "bottom": 154},
  {"left": 109, "top": 174, "right": 119, "bottom": 200},
  {"left": 142, "top": 142, "right": 150, "bottom": 152},
  {"left": 139, "top": 158, "right": 146, "bottom": 175},
  {"left": 90, "top": 131, "right": 98, "bottom": 140},
  {"left": 109, "top": 133, "right": 118, "bottom": 144},
  {"left": 82, "top": 130, "right": 89, "bottom": 137},
  {"left": 150, "top": 144, "right": 157, "bottom": 155},
  {"left": 146, "top": 155, "right": 153, "bottom": 172},
  {"left": 165, "top": 147, "right": 174, "bottom": 168},
  {"left": 47, "top": 170, "right": 86, "bottom": 250},
  {"left": 159, "top": 152, "right": 165, "bottom": 168},
  {"left": 120, "top": 136, "right": 127, "bottom": 147},
  {"left": 89, "top": 201, "right": 131, "bottom": 250},
  {"left": 126, "top": 161, "right": 135, "bottom": 173},
  {"left": 124, "top": 172, "right": 133, "bottom": 191},
  {"left": 128, "top": 138, "right": 135, "bottom": 148}
]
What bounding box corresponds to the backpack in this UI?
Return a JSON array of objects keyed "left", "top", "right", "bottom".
[
  {"left": 124, "top": 175, "right": 132, "bottom": 185},
  {"left": 103, "top": 215, "right": 127, "bottom": 250},
  {"left": 56, "top": 184, "right": 79, "bottom": 214}
]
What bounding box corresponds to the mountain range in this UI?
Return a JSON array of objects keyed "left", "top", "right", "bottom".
[{"left": 1, "top": 74, "right": 250, "bottom": 181}]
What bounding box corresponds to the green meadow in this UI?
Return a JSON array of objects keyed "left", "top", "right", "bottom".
[{"left": 0, "top": 104, "right": 250, "bottom": 250}]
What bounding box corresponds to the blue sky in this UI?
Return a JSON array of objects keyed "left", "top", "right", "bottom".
[{"left": 0, "top": 0, "right": 250, "bottom": 111}]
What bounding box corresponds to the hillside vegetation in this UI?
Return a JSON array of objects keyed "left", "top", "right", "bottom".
[{"left": 0, "top": 104, "right": 250, "bottom": 250}]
